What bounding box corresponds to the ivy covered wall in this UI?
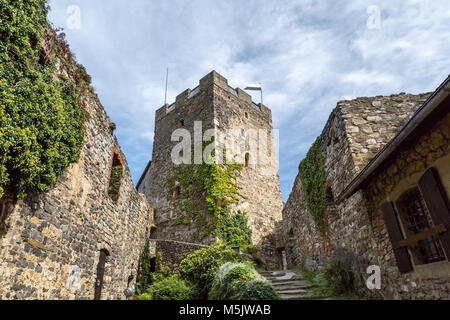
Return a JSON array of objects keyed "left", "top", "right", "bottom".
[{"left": 0, "top": 0, "right": 86, "bottom": 199}]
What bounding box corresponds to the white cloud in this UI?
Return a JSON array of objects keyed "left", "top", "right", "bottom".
[
  {"left": 341, "top": 71, "right": 399, "bottom": 86},
  {"left": 47, "top": 0, "right": 450, "bottom": 200}
]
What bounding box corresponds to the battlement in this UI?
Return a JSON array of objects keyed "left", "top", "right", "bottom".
[{"left": 155, "top": 71, "right": 271, "bottom": 121}]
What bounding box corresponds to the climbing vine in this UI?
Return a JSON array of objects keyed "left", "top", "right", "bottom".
[
  {"left": 299, "top": 137, "right": 333, "bottom": 234},
  {"left": 167, "top": 142, "right": 245, "bottom": 240},
  {"left": 0, "top": 0, "right": 87, "bottom": 199},
  {"left": 216, "top": 209, "right": 252, "bottom": 247},
  {"left": 108, "top": 165, "right": 123, "bottom": 203}
]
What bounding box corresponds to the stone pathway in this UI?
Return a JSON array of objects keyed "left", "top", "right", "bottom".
[{"left": 260, "top": 270, "right": 329, "bottom": 300}]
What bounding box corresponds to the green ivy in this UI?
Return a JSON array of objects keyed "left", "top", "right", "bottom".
[
  {"left": 168, "top": 144, "right": 245, "bottom": 240},
  {"left": 216, "top": 209, "right": 252, "bottom": 247},
  {"left": 136, "top": 239, "right": 152, "bottom": 293},
  {"left": 298, "top": 137, "right": 333, "bottom": 234},
  {"left": 108, "top": 165, "right": 123, "bottom": 203},
  {"left": 0, "top": 0, "right": 86, "bottom": 199}
]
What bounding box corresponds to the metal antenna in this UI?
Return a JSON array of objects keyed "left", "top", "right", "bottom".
[{"left": 164, "top": 68, "right": 169, "bottom": 106}]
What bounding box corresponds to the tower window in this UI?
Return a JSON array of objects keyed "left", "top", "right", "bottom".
[
  {"left": 179, "top": 119, "right": 185, "bottom": 128},
  {"left": 245, "top": 153, "right": 250, "bottom": 167},
  {"left": 244, "top": 112, "right": 249, "bottom": 119},
  {"left": 396, "top": 188, "right": 445, "bottom": 265},
  {"left": 173, "top": 186, "right": 182, "bottom": 200},
  {"left": 108, "top": 150, "right": 123, "bottom": 204}
]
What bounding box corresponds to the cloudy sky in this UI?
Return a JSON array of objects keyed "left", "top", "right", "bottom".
[{"left": 47, "top": 0, "right": 450, "bottom": 201}]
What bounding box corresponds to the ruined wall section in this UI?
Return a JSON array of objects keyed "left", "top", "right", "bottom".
[
  {"left": 330, "top": 93, "right": 431, "bottom": 195},
  {"left": 0, "top": 36, "right": 153, "bottom": 300},
  {"left": 282, "top": 92, "right": 437, "bottom": 298}
]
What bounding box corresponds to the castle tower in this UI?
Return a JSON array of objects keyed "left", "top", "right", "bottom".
[{"left": 137, "top": 71, "right": 283, "bottom": 266}]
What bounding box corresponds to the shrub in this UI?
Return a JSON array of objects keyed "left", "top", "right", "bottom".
[
  {"left": 146, "top": 275, "right": 194, "bottom": 300},
  {"left": 232, "top": 279, "right": 280, "bottom": 300},
  {"left": 179, "top": 245, "right": 243, "bottom": 299},
  {"left": 209, "top": 262, "right": 279, "bottom": 300}
]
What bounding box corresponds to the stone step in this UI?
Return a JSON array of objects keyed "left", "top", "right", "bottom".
[
  {"left": 277, "top": 288, "right": 310, "bottom": 295},
  {"left": 267, "top": 275, "right": 305, "bottom": 283},
  {"left": 279, "top": 292, "right": 317, "bottom": 300},
  {"left": 272, "top": 282, "right": 316, "bottom": 291}
]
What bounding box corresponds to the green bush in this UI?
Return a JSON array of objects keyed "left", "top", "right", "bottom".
[
  {"left": 179, "top": 245, "right": 243, "bottom": 299},
  {"left": 233, "top": 279, "right": 280, "bottom": 300},
  {"left": 146, "top": 275, "right": 194, "bottom": 300},
  {"left": 0, "top": 0, "right": 86, "bottom": 199},
  {"left": 209, "top": 262, "right": 279, "bottom": 300},
  {"left": 136, "top": 267, "right": 194, "bottom": 300},
  {"left": 216, "top": 210, "right": 252, "bottom": 246}
]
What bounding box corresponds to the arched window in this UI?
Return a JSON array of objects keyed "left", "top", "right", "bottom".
[
  {"left": 396, "top": 188, "right": 445, "bottom": 265},
  {"left": 245, "top": 153, "right": 250, "bottom": 167}
]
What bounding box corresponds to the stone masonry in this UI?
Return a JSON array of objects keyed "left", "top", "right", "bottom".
[
  {"left": 281, "top": 91, "right": 450, "bottom": 299},
  {"left": 0, "top": 32, "right": 153, "bottom": 300},
  {"left": 138, "top": 71, "right": 284, "bottom": 269}
]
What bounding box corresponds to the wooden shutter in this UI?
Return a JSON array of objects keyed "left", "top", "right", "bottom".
[
  {"left": 381, "top": 202, "right": 413, "bottom": 273},
  {"left": 419, "top": 167, "right": 450, "bottom": 259}
]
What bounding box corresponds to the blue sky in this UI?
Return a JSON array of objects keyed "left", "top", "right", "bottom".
[{"left": 47, "top": 1, "right": 450, "bottom": 202}]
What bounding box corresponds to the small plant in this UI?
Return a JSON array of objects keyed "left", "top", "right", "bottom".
[
  {"left": 109, "top": 122, "right": 116, "bottom": 131},
  {"left": 302, "top": 259, "right": 355, "bottom": 297},
  {"left": 136, "top": 239, "right": 152, "bottom": 293},
  {"left": 108, "top": 165, "right": 123, "bottom": 203},
  {"left": 324, "top": 260, "right": 354, "bottom": 295},
  {"left": 178, "top": 245, "right": 243, "bottom": 299}
]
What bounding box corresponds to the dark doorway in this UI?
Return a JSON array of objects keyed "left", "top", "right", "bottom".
[
  {"left": 94, "top": 249, "right": 109, "bottom": 300},
  {"left": 150, "top": 257, "right": 156, "bottom": 273}
]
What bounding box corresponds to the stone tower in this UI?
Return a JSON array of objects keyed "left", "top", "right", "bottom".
[{"left": 137, "top": 71, "right": 283, "bottom": 266}]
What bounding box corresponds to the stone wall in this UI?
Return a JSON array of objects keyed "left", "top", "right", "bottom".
[
  {"left": 0, "top": 34, "right": 153, "bottom": 300},
  {"left": 282, "top": 92, "right": 450, "bottom": 299},
  {"left": 152, "top": 239, "right": 208, "bottom": 273}
]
